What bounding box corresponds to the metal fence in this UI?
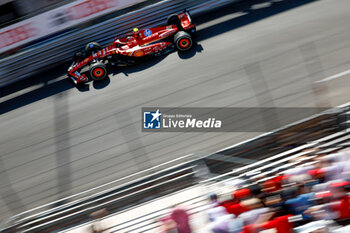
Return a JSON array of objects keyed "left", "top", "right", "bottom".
[{"left": 0, "top": 0, "right": 237, "bottom": 88}]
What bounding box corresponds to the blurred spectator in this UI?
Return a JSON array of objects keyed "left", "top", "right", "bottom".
[
  {"left": 224, "top": 200, "right": 249, "bottom": 217},
  {"left": 259, "top": 215, "right": 294, "bottom": 233},
  {"left": 206, "top": 194, "right": 243, "bottom": 233},
  {"left": 170, "top": 205, "right": 192, "bottom": 233},
  {"left": 329, "top": 181, "right": 350, "bottom": 220},
  {"left": 262, "top": 191, "right": 289, "bottom": 217},
  {"left": 89, "top": 208, "right": 108, "bottom": 233},
  {"left": 218, "top": 191, "right": 249, "bottom": 216},
  {"left": 232, "top": 188, "right": 252, "bottom": 200},
  {"left": 159, "top": 215, "right": 177, "bottom": 233},
  {"left": 262, "top": 174, "right": 290, "bottom": 193},
  {"left": 305, "top": 190, "right": 338, "bottom": 221},
  {"left": 163, "top": 149, "right": 349, "bottom": 233},
  {"left": 238, "top": 198, "right": 274, "bottom": 226},
  {"left": 207, "top": 205, "right": 232, "bottom": 233},
  {"left": 285, "top": 175, "right": 316, "bottom": 221}
]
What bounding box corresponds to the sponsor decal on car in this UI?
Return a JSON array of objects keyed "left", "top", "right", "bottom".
[
  {"left": 144, "top": 29, "right": 152, "bottom": 37},
  {"left": 133, "top": 50, "right": 144, "bottom": 57},
  {"left": 153, "top": 46, "right": 161, "bottom": 52},
  {"left": 160, "top": 30, "right": 174, "bottom": 38}
]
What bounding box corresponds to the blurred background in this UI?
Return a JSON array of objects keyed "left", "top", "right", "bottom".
[
  {"left": 0, "top": 0, "right": 350, "bottom": 232},
  {"left": 0, "top": 0, "right": 69, "bottom": 25}
]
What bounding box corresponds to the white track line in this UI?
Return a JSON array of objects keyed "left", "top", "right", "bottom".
[{"left": 316, "top": 68, "right": 350, "bottom": 83}]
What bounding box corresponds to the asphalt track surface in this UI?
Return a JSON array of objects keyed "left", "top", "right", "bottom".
[{"left": 1, "top": 0, "right": 350, "bottom": 221}]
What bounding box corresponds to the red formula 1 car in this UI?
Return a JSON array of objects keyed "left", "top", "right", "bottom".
[{"left": 67, "top": 11, "right": 196, "bottom": 84}]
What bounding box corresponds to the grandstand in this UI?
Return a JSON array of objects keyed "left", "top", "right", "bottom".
[{"left": 3, "top": 104, "right": 349, "bottom": 232}]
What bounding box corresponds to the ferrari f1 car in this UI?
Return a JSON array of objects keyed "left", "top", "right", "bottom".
[{"left": 67, "top": 11, "right": 196, "bottom": 84}]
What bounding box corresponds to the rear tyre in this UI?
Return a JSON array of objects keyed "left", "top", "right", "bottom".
[
  {"left": 167, "top": 14, "right": 183, "bottom": 30},
  {"left": 85, "top": 42, "right": 102, "bottom": 56},
  {"left": 174, "top": 31, "right": 193, "bottom": 51},
  {"left": 167, "top": 14, "right": 180, "bottom": 25},
  {"left": 89, "top": 62, "right": 107, "bottom": 81}
]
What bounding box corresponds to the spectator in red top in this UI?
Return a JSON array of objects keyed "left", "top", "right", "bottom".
[
  {"left": 262, "top": 175, "right": 290, "bottom": 193},
  {"left": 232, "top": 188, "right": 251, "bottom": 200},
  {"left": 219, "top": 189, "right": 251, "bottom": 216},
  {"left": 225, "top": 202, "right": 249, "bottom": 216},
  {"left": 330, "top": 181, "right": 350, "bottom": 220},
  {"left": 259, "top": 215, "right": 294, "bottom": 233},
  {"left": 338, "top": 195, "right": 350, "bottom": 219},
  {"left": 308, "top": 168, "right": 325, "bottom": 182}
]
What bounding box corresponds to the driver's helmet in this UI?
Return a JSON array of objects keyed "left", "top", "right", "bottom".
[{"left": 133, "top": 28, "right": 139, "bottom": 37}]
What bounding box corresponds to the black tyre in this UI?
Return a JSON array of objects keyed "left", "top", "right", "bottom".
[
  {"left": 174, "top": 31, "right": 193, "bottom": 51},
  {"left": 167, "top": 14, "right": 183, "bottom": 30},
  {"left": 85, "top": 42, "right": 102, "bottom": 56},
  {"left": 89, "top": 62, "right": 107, "bottom": 81},
  {"left": 167, "top": 14, "right": 180, "bottom": 25}
]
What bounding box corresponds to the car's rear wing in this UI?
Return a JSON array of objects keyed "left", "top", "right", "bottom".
[{"left": 178, "top": 10, "right": 196, "bottom": 33}]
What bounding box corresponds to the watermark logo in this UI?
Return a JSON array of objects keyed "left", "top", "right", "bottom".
[
  {"left": 142, "top": 108, "right": 222, "bottom": 132},
  {"left": 141, "top": 107, "right": 328, "bottom": 132},
  {"left": 143, "top": 109, "right": 162, "bottom": 129}
]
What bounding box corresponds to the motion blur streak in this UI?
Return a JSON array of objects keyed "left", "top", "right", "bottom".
[
  {"left": 54, "top": 92, "right": 73, "bottom": 200},
  {"left": 1, "top": 0, "right": 350, "bottom": 221}
]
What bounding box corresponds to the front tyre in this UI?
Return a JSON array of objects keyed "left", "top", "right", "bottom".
[
  {"left": 89, "top": 62, "right": 107, "bottom": 81},
  {"left": 174, "top": 31, "right": 193, "bottom": 51},
  {"left": 85, "top": 42, "right": 102, "bottom": 56}
]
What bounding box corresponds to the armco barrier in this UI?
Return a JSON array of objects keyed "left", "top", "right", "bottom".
[
  {"left": 2, "top": 105, "right": 348, "bottom": 232},
  {"left": 0, "top": 0, "right": 237, "bottom": 87}
]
